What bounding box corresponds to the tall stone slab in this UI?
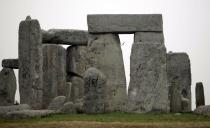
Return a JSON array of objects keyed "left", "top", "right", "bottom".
[
  {"left": 167, "top": 53, "right": 191, "bottom": 112},
  {"left": 83, "top": 67, "right": 108, "bottom": 114},
  {"left": 128, "top": 32, "right": 169, "bottom": 113},
  {"left": 66, "top": 46, "right": 88, "bottom": 102},
  {"left": 87, "top": 34, "right": 127, "bottom": 111},
  {"left": 42, "top": 44, "right": 66, "bottom": 108},
  {"left": 196, "top": 82, "right": 205, "bottom": 108},
  {"left": 18, "top": 16, "right": 43, "bottom": 109},
  {"left": 0, "top": 68, "right": 16, "bottom": 106}
]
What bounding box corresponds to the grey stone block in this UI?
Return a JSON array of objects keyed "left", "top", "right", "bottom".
[
  {"left": 18, "top": 17, "right": 43, "bottom": 109},
  {"left": 83, "top": 67, "right": 108, "bottom": 114},
  {"left": 128, "top": 32, "right": 169, "bottom": 113},
  {"left": 167, "top": 52, "right": 191, "bottom": 112},
  {"left": 86, "top": 34, "right": 127, "bottom": 111},
  {"left": 0, "top": 68, "right": 16, "bottom": 106},
  {"left": 2, "top": 59, "right": 18, "bottom": 69},
  {"left": 42, "top": 29, "right": 88, "bottom": 45},
  {"left": 87, "top": 14, "right": 163, "bottom": 33},
  {"left": 69, "top": 77, "right": 84, "bottom": 102},
  {"left": 42, "top": 44, "right": 66, "bottom": 108},
  {"left": 48, "top": 96, "right": 66, "bottom": 110},
  {"left": 6, "top": 110, "right": 56, "bottom": 119},
  {"left": 0, "top": 104, "right": 31, "bottom": 115},
  {"left": 60, "top": 102, "right": 76, "bottom": 114},
  {"left": 169, "top": 81, "right": 182, "bottom": 112},
  {"left": 196, "top": 82, "right": 205, "bottom": 108},
  {"left": 194, "top": 105, "right": 210, "bottom": 116}
]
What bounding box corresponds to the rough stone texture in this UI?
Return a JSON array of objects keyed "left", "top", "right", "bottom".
[
  {"left": 69, "top": 77, "right": 84, "bottom": 102},
  {"left": 196, "top": 82, "right": 205, "bottom": 108},
  {"left": 2, "top": 59, "right": 18, "bottom": 69},
  {"left": 65, "top": 82, "right": 72, "bottom": 102},
  {"left": 60, "top": 102, "right": 76, "bottom": 114},
  {"left": 66, "top": 45, "right": 88, "bottom": 78},
  {"left": 87, "top": 14, "right": 163, "bottom": 33},
  {"left": 128, "top": 32, "right": 169, "bottom": 113},
  {"left": 18, "top": 17, "right": 43, "bottom": 109},
  {"left": 169, "top": 81, "right": 182, "bottom": 112},
  {"left": 87, "top": 34, "right": 127, "bottom": 111},
  {"left": 0, "top": 104, "right": 31, "bottom": 115},
  {"left": 42, "top": 44, "right": 66, "bottom": 108},
  {"left": 6, "top": 110, "right": 56, "bottom": 119},
  {"left": 74, "top": 102, "right": 84, "bottom": 114},
  {"left": 167, "top": 53, "right": 191, "bottom": 112},
  {"left": 48, "top": 96, "right": 66, "bottom": 110},
  {"left": 83, "top": 67, "right": 108, "bottom": 114},
  {"left": 194, "top": 105, "right": 210, "bottom": 116},
  {"left": 0, "top": 68, "right": 16, "bottom": 106},
  {"left": 42, "top": 29, "right": 88, "bottom": 45}
]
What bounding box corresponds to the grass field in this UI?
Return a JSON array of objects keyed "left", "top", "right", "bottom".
[{"left": 0, "top": 112, "right": 210, "bottom": 128}]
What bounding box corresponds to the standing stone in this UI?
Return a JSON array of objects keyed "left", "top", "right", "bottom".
[
  {"left": 0, "top": 68, "right": 16, "bottom": 106},
  {"left": 167, "top": 53, "right": 191, "bottom": 112},
  {"left": 68, "top": 77, "right": 84, "bottom": 102},
  {"left": 196, "top": 82, "right": 205, "bottom": 108},
  {"left": 42, "top": 44, "right": 66, "bottom": 108},
  {"left": 65, "top": 82, "right": 72, "bottom": 102},
  {"left": 87, "top": 34, "right": 127, "bottom": 111},
  {"left": 83, "top": 67, "right": 108, "bottom": 114},
  {"left": 18, "top": 16, "right": 43, "bottom": 109},
  {"left": 128, "top": 32, "right": 169, "bottom": 113}
]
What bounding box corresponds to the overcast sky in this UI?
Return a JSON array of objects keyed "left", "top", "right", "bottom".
[{"left": 0, "top": 0, "right": 210, "bottom": 109}]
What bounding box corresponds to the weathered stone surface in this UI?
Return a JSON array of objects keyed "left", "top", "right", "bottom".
[
  {"left": 194, "top": 105, "right": 210, "bottom": 116},
  {"left": 42, "top": 29, "right": 88, "bottom": 45},
  {"left": 196, "top": 82, "right": 205, "bottom": 108},
  {"left": 87, "top": 14, "right": 163, "bottom": 33},
  {"left": 60, "top": 102, "right": 76, "bottom": 114},
  {"left": 48, "top": 96, "right": 66, "bottom": 110},
  {"left": 66, "top": 45, "right": 88, "bottom": 78},
  {"left": 2, "top": 59, "right": 18, "bottom": 69},
  {"left": 0, "top": 104, "right": 31, "bottom": 115},
  {"left": 42, "top": 44, "right": 66, "bottom": 108},
  {"left": 169, "top": 81, "right": 182, "bottom": 112},
  {"left": 18, "top": 17, "right": 43, "bottom": 109},
  {"left": 167, "top": 53, "right": 191, "bottom": 112},
  {"left": 128, "top": 32, "right": 169, "bottom": 113},
  {"left": 6, "top": 110, "right": 56, "bottom": 119},
  {"left": 69, "top": 77, "right": 84, "bottom": 102},
  {"left": 74, "top": 102, "right": 84, "bottom": 114},
  {"left": 0, "top": 68, "right": 16, "bottom": 106},
  {"left": 83, "top": 67, "right": 108, "bottom": 114},
  {"left": 65, "top": 82, "right": 72, "bottom": 102},
  {"left": 87, "top": 34, "right": 127, "bottom": 111}
]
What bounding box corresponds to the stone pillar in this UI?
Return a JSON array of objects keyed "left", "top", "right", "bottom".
[
  {"left": 196, "top": 82, "right": 205, "bottom": 108},
  {"left": 167, "top": 53, "right": 191, "bottom": 112},
  {"left": 18, "top": 16, "right": 43, "bottom": 109},
  {"left": 128, "top": 32, "right": 169, "bottom": 113},
  {"left": 42, "top": 44, "right": 66, "bottom": 108},
  {"left": 83, "top": 67, "right": 108, "bottom": 114},
  {"left": 0, "top": 68, "right": 16, "bottom": 106},
  {"left": 87, "top": 34, "right": 127, "bottom": 111}
]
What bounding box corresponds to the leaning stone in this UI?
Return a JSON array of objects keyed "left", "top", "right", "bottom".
[
  {"left": 0, "top": 104, "right": 31, "bottom": 115},
  {"left": 0, "top": 68, "right": 16, "bottom": 106},
  {"left": 87, "top": 14, "right": 163, "bottom": 33},
  {"left": 2, "top": 59, "right": 18, "bottom": 69},
  {"left": 167, "top": 52, "right": 191, "bottom": 112},
  {"left": 18, "top": 17, "right": 43, "bottom": 109},
  {"left": 42, "top": 29, "right": 88, "bottom": 45},
  {"left": 196, "top": 82, "right": 205, "bottom": 108},
  {"left": 42, "top": 44, "right": 66, "bottom": 108},
  {"left": 6, "top": 110, "right": 56, "bottom": 119},
  {"left": 194, "top": 105, "right": 210, "bottom": 116},
  {"left": 83, "top": 67, "right": 108, "bottom": 114},
  {"left": 128, "top": 32, "right": 169, "bottom": 113},
  {"left": 87, "top": 34, "right": 127, "bottom": 112},
  {"left": 60, "top": 102, "right": 76, "bottom": 114},
  {"left": 48, "top": 96, "right": 66, "bottom": 110}
]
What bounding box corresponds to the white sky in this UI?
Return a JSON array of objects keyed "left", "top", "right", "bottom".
[{"left": 0, "top": 0, "right": 210, "bottom": 110}]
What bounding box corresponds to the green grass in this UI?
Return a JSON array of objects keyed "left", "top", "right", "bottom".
[{"left": 0, "top": 112, "right": 210, "bottom": 124}]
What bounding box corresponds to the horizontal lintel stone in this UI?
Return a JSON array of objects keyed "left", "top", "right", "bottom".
[
  {"left": 42, "top": 29, "right": 88, "bottom": 45},
  {"left": 87, "top": 14, "right": 163, "bottom": 33}
]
